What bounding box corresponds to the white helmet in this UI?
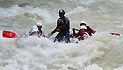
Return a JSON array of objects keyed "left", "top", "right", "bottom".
[
  {"left": 80, "top": 21, "right": 86, "bottom": 24},
  {"left": 32, "top": 25, "right": 38, "bottom": 32},
  {"left": 80, "top": 21, "right": 87, "bottom": 25},
  {"left": 80, "top": 26, "right": 87, "bottom": 29},
  {"left": 36, "top": 22, "right": 42, "bottom": 26}
]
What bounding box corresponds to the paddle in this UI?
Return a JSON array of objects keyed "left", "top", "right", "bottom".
[
  {"left": 110, "top": 33, "right": 120, "bottom": 36},
  {"left": 2, "top": 30, "right": 21, "bottom": 38},
  {"left": 72, "top": 28, "right": 76, "bottom": 38}
]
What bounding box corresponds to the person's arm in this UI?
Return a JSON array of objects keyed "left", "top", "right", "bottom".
[
  {"left": 90, "top": 28, "right": 96, "bottom": 34},
  {"left": 65, "top": 17, "right": 70, "bottom": 31},
  {"left": 50, "top": 20, "right": 60, "bottom": 35},
  {"left": 87, "top": 26, "right": 95, "bottom": 33},
  {"left": 86, "top": 26, "right": 96, "bottom": 36},
  {"left": 29, "top": 29, "right": 33, "bottom": 36},
  {"left": 75, "top": 31, "right": 80, "bottom": 38},
  {"left": 72, "top": 28, "right": 76, "bottom": 37},
  {"left": 66, "top": 21, "right": 70, "bottom": 31},
  {"left": 29, "top": 31, "right": 32, "bottom": 36},
  {"left": 51, "top": 28, "right": 57, "bottom": 34}
]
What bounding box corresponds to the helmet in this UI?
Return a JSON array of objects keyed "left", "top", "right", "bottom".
[
  {"left": 80, "top": 26, "right": 87, "bottom": 29},
  {"left": 80, "top": 21, "right": 86, "bottom": 24},
  {"left": 80, "top": 21, "right": 86, "bottom": 26},
  {"left": 59, "top": 9, "right": 65, "bottom": 15},
  {"left": 32, "top": 25, "right": 38, "bottom": 32},
  {"left": 36, "top": 22, "right": 42, "bottom": 26}
]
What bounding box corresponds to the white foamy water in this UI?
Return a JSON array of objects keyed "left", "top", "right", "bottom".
[{"left": 0, "top": 0, "right": 123, "bottom": 70}]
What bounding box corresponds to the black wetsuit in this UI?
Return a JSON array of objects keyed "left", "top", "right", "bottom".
[{"left": 51, "top": 17, "right": 70, "bottom": 43}]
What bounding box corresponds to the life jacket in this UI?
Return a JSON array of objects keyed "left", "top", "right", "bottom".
[
  {"left": 79, "top": 29, "right": 88, "bottom": 36},
  {"left": 57, "top": 17, "right": 70, "bottom": 31},
  {"left": 37, "top": 30, "right": 45, "bottom": 37},
  {"left": 52, "top": 16, "right": 70, "bottom": 34},
  {"left": 29, "top": 31, "right": 38, "bottom": 36},
  {"left": 76, "top": 29, "right": 89, "bottom": 40}
]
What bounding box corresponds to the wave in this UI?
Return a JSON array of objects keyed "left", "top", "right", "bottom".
[{"left": 0, "top": 0, "right": 123, "bottom": 70}]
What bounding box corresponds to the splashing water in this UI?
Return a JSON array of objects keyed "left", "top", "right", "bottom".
[{"left": 0, "top": 0, "right": 123, "bottom": 70}]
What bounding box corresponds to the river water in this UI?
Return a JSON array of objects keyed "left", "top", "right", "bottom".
[{"left": 0, "top": 0, "right": 123, "bottom": 70}]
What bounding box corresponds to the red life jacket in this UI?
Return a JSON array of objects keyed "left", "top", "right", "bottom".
[
  {"left": 37, "top": 30, "right": 45, "bottom": 37},
  {"left": 29, "top": 31, "right": 37, "bottom": 36},
  {"left": 38, "top": 32, "right": 45, "bottom": 37},
  {"left": 76, "top": 29, "right": 89, "bottom": 40}
]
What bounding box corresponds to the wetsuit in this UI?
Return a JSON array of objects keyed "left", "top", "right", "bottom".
[{"left": 51, "top": 17, "right": 70, "bottom": 43}]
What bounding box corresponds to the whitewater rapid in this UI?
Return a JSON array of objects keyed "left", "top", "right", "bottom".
[{"left": 0, "top": 0, "right": 123, "bottom": 70}]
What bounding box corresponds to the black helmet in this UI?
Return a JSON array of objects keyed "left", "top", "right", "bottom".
[{"left": 59, "top": 9, "right": 65, "bottom": 15}]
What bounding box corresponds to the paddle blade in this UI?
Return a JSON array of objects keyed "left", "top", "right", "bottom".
[
  {"left": 111, "top": 33, "right": 120, "bottom": 36},
  {"left": 2, "top": 30, "right": 18, "bottom": 38}
]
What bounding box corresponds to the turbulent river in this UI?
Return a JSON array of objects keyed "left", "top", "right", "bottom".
[{"left": 0, "top": 0, "right": 123, "bottom": 70}]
